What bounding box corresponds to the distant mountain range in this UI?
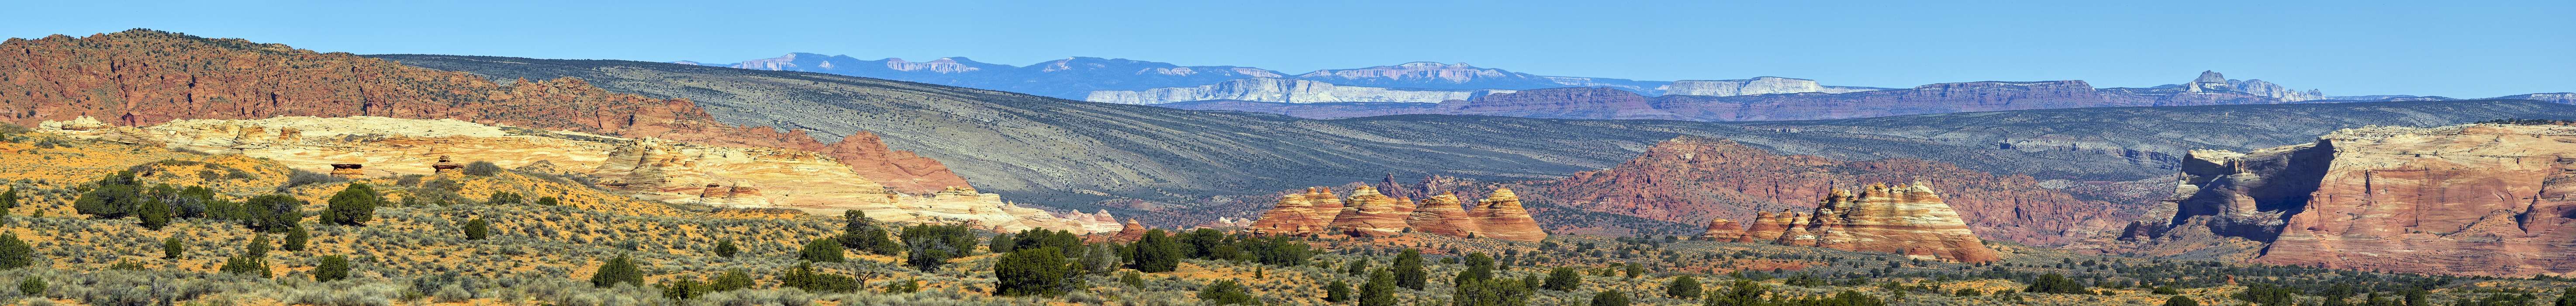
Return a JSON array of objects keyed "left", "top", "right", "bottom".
[{"left": 673, "top": 53, "right": 1882, "bottom": 101}]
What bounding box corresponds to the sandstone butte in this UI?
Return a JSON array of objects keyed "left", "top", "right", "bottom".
[
  {"left": 1247, "top": 184, "right": 1547, "bottom": 242},
  {"left": 37, "top": 115, "right": 1114, "bottom": 234},
  {"left": 0, "top": 29, "right": 967, "bottom": 193},
  {"left": 1711, "top": 183, "right": 2002, "bottom": 263},
  {"left": 2124, "top": 123, "right": 2576, "bottom": 276},
  {"left": 1537, "top": 135, "right": 2136, "bottom": 246}
]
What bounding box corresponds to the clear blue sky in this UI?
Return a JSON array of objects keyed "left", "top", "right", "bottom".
[{"left": 6, "top": 0, "right": 2569, "bottom": 97}]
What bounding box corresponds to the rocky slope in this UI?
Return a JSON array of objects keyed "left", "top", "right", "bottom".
[
  {"left": 1658, "top": 76, "right": 1883, "bottom": 97},
  {"left": 1084, "top": 77, "right": 1513, "bottom": 104},
  {"left": 1533, "top": 136, "right": 2137, "bottom": 246},
  {"left": 1245, "top": 184, "right": 1546, "bottom": 242},
  {"left": 2122, "top": 123, "right": 2576, "bottom": 276},
  {"left": 1723, "top": 184, "right": 2003, "bottom": 263},
  {"left": 0, "top": 29, "right": 968, "bottom": 193},
  {"left": 1150, "top": 100, "right": 1440, "bottom": 119},
  {"left": 39, "top": 115, "right": 1112, "bottom": 233}
]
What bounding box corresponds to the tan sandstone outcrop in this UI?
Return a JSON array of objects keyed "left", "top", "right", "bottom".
[
  {"left": 1731, "top": 184, "right": 2001, "bottom": 263},
  {"left": 1405, "top": 192, "right": 1481, "bottom": 238},
  {"left": 1245, "top": 184, "right": 1547, "bottom": 242},
  {"left": 1329, "top": 186, "right": 1416, "bottom": 237},
  {"left": 1700, "top": 218, "right": 1746, "bottom": 241},
  {"left": 41, "top": 116, "right": 1111, "bottom": 233},
  {"left": 2133, "top": 123, "right": 2576, "bottom": 276}
]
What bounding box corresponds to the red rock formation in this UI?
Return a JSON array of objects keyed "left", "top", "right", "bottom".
[
  {"left": 1405, "top": 192, "right": 1480, "bottom": 237},
  {"left": 1302, "top": 187, "right": 1346, "bottom": 223},
  {"left": 1328, "top": 186, "right": 1413, "bottom": 237},
  {"left": 0, "top": 29, "right": 965, "bottom": 193},
  {"left": 1243, "top": 184, "right": 1545, "bottom": 242},
  {"left": 1732, "top": 184, "right": 2002, "bottom": 263},
  {"left": 1536, "top": 136, "right": 2134, "bottom": 246},
  {"left": 1247, "top": 191, "right": 1332, "bottom": 236},
  {"left": 1741, "top": 211, "right": 1792, "bottom": 243},
  {"left": 1699, "top": 218, "right": 1745, "bottom": 241},
  {"left": 1468, "top": 188, "right": 1548, "bottom": 242},
  {"left": 2138, "top": 124, "right": 2576, "bottom": 276}
]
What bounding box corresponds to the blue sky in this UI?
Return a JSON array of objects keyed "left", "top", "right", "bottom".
[{"left": 5, "top": 0, "right": 2568, "bottom": 97}]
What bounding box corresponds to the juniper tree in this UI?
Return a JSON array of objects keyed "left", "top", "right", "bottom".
[
  {"left": 324, "top": 183, "right": 380, "bottom": 226},
  {"left": 589, "top": 254, "right": 645, "bottom": 288},
  {"left": 1128, "top": 229, "right": 1182, "bottom": 273},
  {"left": 0, "top": 233, "right": 34, "bottom": 269},
  {"left": 1197, "top": 279, "right": 1256, "bottom": 305},
  {"left": 995, "top": 247, "right": 1082, "bottom": 296},
  {"left": 1667, "top": 275, "right": 1702, "bottom": 299},
  {"left": 1361, "top": 269, "right": 1398, "bottom": 306},
  {"left": 714, "top": 240, "right": 738, "bottom": 257},
  {"left": 1544, "top": 267, "right": 1582, "bottom": 291},
  {"left": 1591, "top": 290, "right": 1631, "bottom": 306},
  {"left": 313, "top": 255, "right": 351, "bottom": 282},
  {"left": 162, "top": 236, "right": 183, "bottom": 259},
  {"left": 1393, "top": 249, "right": 1428, "bottom": 289},
  {"left": 799, "top": 237, "right": 846, "bottom": 262},
  {"left": 463, "top": 217, "right": 490, "bottom": 240},
  {"left": 283, "top": 226, "right": 311, "bottom": 251}
]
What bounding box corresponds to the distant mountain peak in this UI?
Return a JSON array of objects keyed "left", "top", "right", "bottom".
[{"left": 1394, "top": 62, "right": 1474, "bottom": 68}]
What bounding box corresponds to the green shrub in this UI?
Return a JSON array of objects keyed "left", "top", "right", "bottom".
[
  {"left": 2025, "top": 273, "right": 2090, "bottom": 294},
  {"left": 1591, "top": 290, "right": 1630, "bottom": 306},
  {"left": 534, "top": 196, "right": 558, "bottom": 206},
  {"left": 0, "top": 233, "right": 35, "bottom": 269},
  {"left": 995, "top": 247, "right": 1082, "bottom": 296},
  {"left": 709, "top": 269, "right": 754, "bottom": 292},
  {"left": 314, "top": 255, "right": 351, "bottom": 282},
  {"left": 2165, "top": 296, "right": 2201, "bottom": 306},
  {"left": 1393, "top": 249, "right": 1427, "bottom": 289},
  {"left": 162, "top": 236, "right": 183, "bottom": 259},
  {"left": 799, "top": 237, "right": 846, "bottom": 263},
  {"left": 1326, "top": 279, "right": 1351, "bottom": 302},
  {"left": 135, "top": 185, "right": 175, "bottom": 230},
  {"left": 1360, "top": 269, "right": 1397, "bottom": 306},
  {"left": 660, "top": 277, "right": 706, "bottom": 300},
  {"left": 781, "top": 262, "right": 858, "bottom": 293},
  {"left": 219, "top": 254, "right": 268, "bottom": 278},
  {"left": 241, "top": 194, "right": 305, "bottom": 233},
  {"left": 714, "top": 240, "right": 738, "bottom": 257},
  {"left": 484, "top": 191, "right": 522, "bottom": 205},
  {"left": 324, "top": 183, "right": 380, "bottom": 226},
  {"left": 900, "top": 224, "right": 976, "bottom": 271},
  {"left": 1128, "top": 229, "right": 1181, "bottom": 273},
  {"left": 0, "top": 187, "right": 17, "bottom": 215},
  {"left": 1119, "top": 271, "right": 1145, "bottom": 288},
  {"left": 1668, "top": 275, "right": 1702, "bottom": 299},
  {"left": 283, "top": 226, "right": 311, "bottom": 251},
  {"left": 589, "top": 254, "right": 645, "bottom": 288},
  {"left": 462, "top": 161, "right": 502, "bottom": 176},
  {"left": 16, "top": 277, "right": 38, "bottom": 296},
  {"left": 1197, "top": 279, "right": 1256, "bottom": 305},
  {"left": 1545, "top": 267, "right": 1582, "bottom": 291},
  {"left": 463, "top": 217, "right": 490, "bottom": 240}
]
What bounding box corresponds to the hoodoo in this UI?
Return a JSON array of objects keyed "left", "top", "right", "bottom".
[
  {"left": 1244, "top": 184, "right": 1547, "bottom": 241},
  {"left": 1724, "top": 183, "right": 2002, "bottom": 263}
]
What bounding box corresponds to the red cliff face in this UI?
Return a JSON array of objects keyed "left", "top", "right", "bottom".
[
  {"left": 1536, "top": 136, "right": 2137, "bottom": 246},
  {"left": 2134, "top": 124, "right": 2576, "bottom": 276},
  {"left": 0, "top": 29, "right": 966, "bottom": 193}
]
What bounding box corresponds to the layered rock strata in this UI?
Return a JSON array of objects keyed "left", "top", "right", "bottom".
[
  {"left": 1658, "top": 76, "right": 1880, "bottom": 97},
  {"left": 1245, "top": 184, "right": 1547, "bottom": 242},
  {"left": 1725, "top": 184, "right": 2003, "bottom": 263},
  {"left": 0, "top": 29, "right": 967, "bottom": 193},
  {"left": 1699, "top": 218, "right": 1746, "bottom": 241},
  {"left": 41, "top": 115, "right": 1111, "bottom": 233},
  {"left": 2127, "top": 123, "right": 2576, "bottom": 276},
  {"left": 1537, "top": 136, "right": 2134, "bottom": 246}
]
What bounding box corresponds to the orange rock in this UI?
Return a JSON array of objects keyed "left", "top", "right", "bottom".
[
  {"left": 1247, "top": 191, "right": 1332, "bottom": 236},
  {"left": 1731, "top": 184, "right": 2001, "bottom": 263},
  {"left": 1405, "top": 192, "right": 1480, "bottom": 237},
  {"left": 1328, "top": 186, "right": 1412, "bottom": 237},
  {"left": 2146, "top": 124, "right": 2576, "bottom": 276},
  {"left": 1468, "top": 188, "right": 1548, "bottom": 242},
  {"left": 1699, "top": 218, "right": 1746, "bottom": 241}
]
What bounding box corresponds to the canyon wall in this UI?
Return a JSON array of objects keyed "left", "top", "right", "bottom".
[{"left": 2127, "top": 123, "right": 2576, "bottom": 276}]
